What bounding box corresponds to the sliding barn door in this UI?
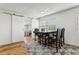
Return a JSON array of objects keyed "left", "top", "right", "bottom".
[
  {"left": 12, "top": 15, "right": 24, "bottom": 42},
  {"left": 0, "top": 13, "right": 11, "bottom": 45}
]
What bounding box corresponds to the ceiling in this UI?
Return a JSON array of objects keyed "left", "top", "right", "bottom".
[{"left": 0, "top": 3, "right": 79, "bottom": 18}]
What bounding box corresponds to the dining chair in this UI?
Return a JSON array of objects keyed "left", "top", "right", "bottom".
[
  {"left": 38, "top": 33, "right": 43, "bottom": 45},
  {"left": 38, "top": 32, "right": 48, "bottom": 47},
  {"left": 44, "top": 33, "right": 49, "bottom": 47},
  {"left": 51, "top": 28, "right": 62, "bottom": 52},
  {"left": 48, "top": 32, "right": 56, "bottom": 47},
  {"left": 57, "top": 28, "right": 62, "bottom": 48},
  {"left": 61, "top": 28, "right": 65, "bottom": 46},
  {"left": 33, "top": 28, "right": 39, "bottom": 41},
  {"left": 54, "top": 28, "right": 65, "bottom": 52}
]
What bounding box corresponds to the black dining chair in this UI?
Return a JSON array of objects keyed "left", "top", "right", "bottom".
[
  {"left": 56, "top": 28, "right": 62, "bottom": 52},
  {"left": 55, "top": 28, "right": 65, "bottom": 52},
  {"left": 43, "top": 33, "right": 49, "bottom": 47},
  {"left": 49, "top": 28, "right": 62, "bottom": 52},
  {"left": 38, "top": 33, "right": 43, "bottom": 45},
  {"left": 48, "top": 32, "right": 56, "bottom": 47},
  {"left": 33, "top": 28, "right": 39, "bottom": 41},
  {"left": 61, "top": 28, "right": 65, "bottom": 46}
]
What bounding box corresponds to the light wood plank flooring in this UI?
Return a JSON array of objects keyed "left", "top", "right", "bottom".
[{"left": 0, "top": 42, "right": 29, "bottom": 55}]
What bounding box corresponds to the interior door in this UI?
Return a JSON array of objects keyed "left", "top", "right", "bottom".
[
  {"left": 0, "top": 13, "right": 11, "bottom": 45},
  {"left": 12, "top": 15, "right": 24, "bottom": 42}
]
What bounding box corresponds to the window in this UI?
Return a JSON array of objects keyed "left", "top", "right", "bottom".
[{"left": 39, "top": 19, "right": 56, "bottom": 32}]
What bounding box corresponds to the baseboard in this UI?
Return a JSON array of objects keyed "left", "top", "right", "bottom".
[{"left": 65, "top": 43, "right": 79, "bottom": 48}]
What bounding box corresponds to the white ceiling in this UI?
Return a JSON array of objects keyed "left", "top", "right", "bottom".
[{"left": 0, "top": 3, "right": 79, "bottom": 18}]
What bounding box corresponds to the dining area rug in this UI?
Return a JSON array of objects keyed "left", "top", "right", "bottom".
[
  {"left": 23, "top": 36, "right": 79, "bottom": 55},
  {"left": 23, "top": 41, "right": 79, "bottom": 55}
]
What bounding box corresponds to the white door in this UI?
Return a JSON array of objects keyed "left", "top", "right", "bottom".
[
  {"left": 12, "top": 15, "right": 24, "bottom": 42},
  {"left": 0, "top": 13, "right": 11, "bottom": 45}
]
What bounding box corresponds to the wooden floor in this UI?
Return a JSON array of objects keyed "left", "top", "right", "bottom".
[{"left": 0, "top": 42, "right": 29, "bottom": 55}]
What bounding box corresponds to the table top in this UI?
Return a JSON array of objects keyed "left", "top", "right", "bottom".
[{"left": 34, "top": 31, "right": 57, "bottom": 34}]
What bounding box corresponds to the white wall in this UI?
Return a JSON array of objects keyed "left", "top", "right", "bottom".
[
  {"left": 0, "top": 12, "right": 25, "bottom": 45},
  {"left": 39, "top": 6, "right": 79, "bottom": 46},
  {"left": 12, "top": 15, "right": 25, "bottom": 42},
  {"left": 0, "top": 13, "right": 11, "bottom": 45}
]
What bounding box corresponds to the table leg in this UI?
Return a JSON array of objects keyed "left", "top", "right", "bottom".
[{"left": 56, "top": 40, "right": 58, "bottom": 53}]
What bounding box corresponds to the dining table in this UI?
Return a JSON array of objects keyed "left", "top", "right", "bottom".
[
  {"left": 34, "top": 31, "right": 57, "bottom": 46},
  {"left": 34, "top": 30, "right": 63, "bottom": 52}
]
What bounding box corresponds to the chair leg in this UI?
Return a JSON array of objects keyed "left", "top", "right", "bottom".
[
  {"left": 41, "top": 38, "right": 43, "bottom": 46},
  {"left": 63, "top": 38, "right": 65, "bottom": 45},
  {"left": 56, "top": 40, "right": 58, "bottom": 53},
  {"left": 61, "top": 39, "right": 63, "bottom": 46},
  {"left": 38, "top": 37, "right": 41, "bottom": 45},
  {"left": 50, "top": 40, "right": 52, "bottom": 47},
  {"left": 40, "top": 38, "right": 42, "bottom": 45},
  {"left": 59, "top": 39, "right": 61, "bottom": 49},
  {"left": 35, "top": 35, "right": 36, "bottom": 41},
  {"left": 44, "top": 39, "right": 47, "bottom": 47},
  {"left": 47, "top": 38, "right": 50, "bottom": 46}
]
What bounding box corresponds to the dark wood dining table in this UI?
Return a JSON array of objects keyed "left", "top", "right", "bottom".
[
  {"left": 34, "top": 31, "right": 57, "bottom": 40},
  {"left": 34, "top": 31, "right": 57, "bottom": 46},
  {"left": 34, "top": 28, "right": 65, "bottom": 53},
  {"left": 34, "top": 31, "right": 59, "bottom": 52},
  {"left": 34, "top": 31, "right": 57, "bottom": 47},
  {"left": 34, "top": 31, "right": 57, "bottom": 37}
]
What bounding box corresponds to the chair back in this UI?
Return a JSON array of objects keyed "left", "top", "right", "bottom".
[
  {"left": 34, "top": 28, "right": 39, "bottom": 33},
  {"left": 61, "top": 28, "right": 65, "bottom": 38},
  {"left": 56, "top": 28, "right": 62, "bottom": 40}
]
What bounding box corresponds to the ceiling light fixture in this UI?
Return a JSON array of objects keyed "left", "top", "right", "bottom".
[{"left": 40, "top": 11, "right": 44, "bottom": 14}]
